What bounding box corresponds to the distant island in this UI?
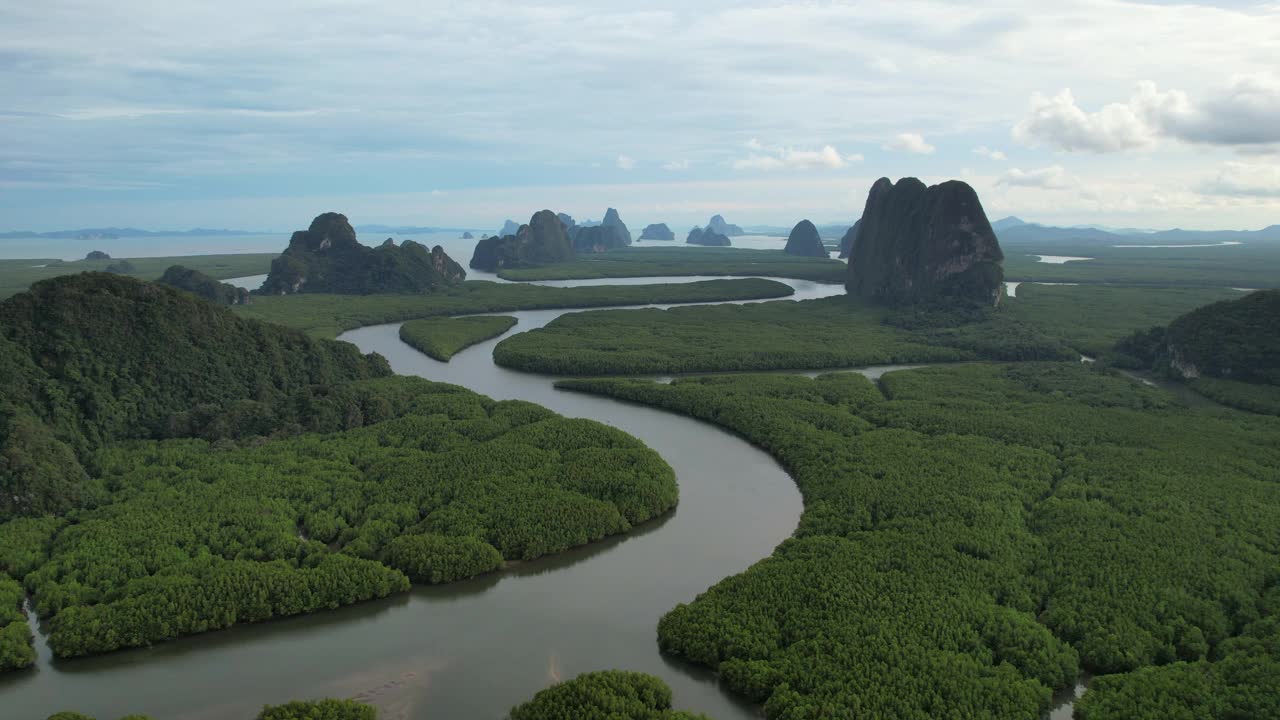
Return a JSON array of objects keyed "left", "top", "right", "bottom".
[
  {"left": 261, "top": 212, "right": 465, "bottom": 294},
  {"left": 497, "top": 219, "right": 521, "bottom": 237},
  {"left": 471, "top": 208, "right": 636, "bottom": 272},
  {"left": 566, "top": 208, "right": 632, "bottom": 252},
  {"left": 687, "top": 226, "right": 731, "bottom": 246},
  {"left": 471, "top": 209, "right": 575, "bottom": 272},
  {"left": 784, "top": 220, "right": 828, "bottom": 258},
  {"left": 707, "top": 214, "right": 745, "bottom": 237},
  {"left": 639, "top": 223, "right": 675, "bottom": 241}
]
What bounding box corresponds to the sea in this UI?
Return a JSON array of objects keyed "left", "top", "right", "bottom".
[{"left": 0, "top": 231, "right": 796, "bottom": 262}]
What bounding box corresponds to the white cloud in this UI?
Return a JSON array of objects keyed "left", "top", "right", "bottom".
[
  {"left": 884, "top": 133, "right": 935, "bottom": 154},
  {"left": 998, "top": 165, "right": 1074, "bottom": 190},
  {"left": 1144, "top": 74, "right": 1280, "bottom": 147},
  {"left": 4, "top": 0, "right": 1280, "bottom": 230},
  {"left": 1198, "top": 162, "right": 1280, "bottom": 198},
  {"left": 616, "top": 154, "right": 636, "bottom": 170},
  {"left": 662, "top": 159, "right": 690, "bottom": 171},
  {"left": 1013, "top": 89, "right": 1153, "bottom": 152},
  {"left": 972, "top": 146, "right": 1007, "bottom": 161},
  {"left": 1015, "top": 74, "right": 1280, "bottom": 153},
  {"left": 733, "top": 141, "right": 861, "bottom": 170}
]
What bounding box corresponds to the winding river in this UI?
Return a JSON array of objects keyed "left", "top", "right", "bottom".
[
  {"left": 2, "top": 278, "right": 834, "bottom": 720},
  {"left": 3, "top": 276, "right": 1086, "bottom": 719}
]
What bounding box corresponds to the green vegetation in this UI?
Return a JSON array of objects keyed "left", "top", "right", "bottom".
[
  {"left": 1002, "top": 241, "right": 1280, "bottom": 289},
  {"left": 493, "top": 284, "right": 1257, "bottom": 376},
  {"left": 0, "top": 254, "right": 274, "bottom": 299},
  {"left": 48, "top": 678, "right": 710, "bottom": 720},
  {"left": 1003, "top": 284, "right": 1238, "bottom": 357},
  {"left": 398, "top": 315, "right": 518, "bottom": 361},
  {"left": 1164, "top": 290, "right": 1280, "bottom": 384},
  {"left": 0, "top": 273, "right": 388, "bottom": 521},
  {"left": 0, "top": 274, "right": 677, "bottom": 661},
  {"left": 1111, "top": 290, "right": 1280, "bottom": 412},
  {"left": 257, "top": 699, "right": 377, "bottom": 720},
  {"left": 509, "top": 671, "right": 711, "bottom": 720},
  {"left": 5, "top": 385, "right": 674, "bottom": 657},
  {"left": 236, "top": 278, "right": 794, "bottom": 338},
  {"left": 1188, "top": 378, "right": 1280, "bottom": 416},
  {"left": 158, "top": 265, "right": 251, "bottom": 305},
  {"left": 0, "top": 572, "right": 34, "bottom": 671},
  {"left": 493, "top": 247, "right": 847, "bottom": 283},
  {"left": 493, "top": 296, "right": 1073, "bottom": 376},
  {"left": 560, "top": 364, "right": 1280, "bottom": 718},
  {"left": 1074, "top": 615, "right": 1280, "bottom": 719},
  {"left": 382, "top": 533, "right": 502, "bottom": 583}
]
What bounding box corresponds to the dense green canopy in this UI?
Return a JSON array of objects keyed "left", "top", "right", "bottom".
[
  {"left": 158, "top": 265, "right": 251, "bottom": 305},
  {"left": 493, "top": 297, "right": 1074, "bottom": 376},
  {"left": 0, "top": 273, "right": 388, "bottom": 520},
  {"left": 0, "top": 273, "right": 678, "bottom": 663},
  {"left": 1114, "top": 289, "right": 1280, "bottom": 412},
  {"left": 562, "top": 364, "right": 1280, "bottom": 718},
  {"left": 509, "top": 671, "right": 711, "bottom": 720},
  {"left": 398, "top": 315, "right": 517, "bottom": 361}
]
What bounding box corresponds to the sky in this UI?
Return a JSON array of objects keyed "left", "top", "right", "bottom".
[{"left": 2, "top": 0, "right": 1279, "bottom": 232}]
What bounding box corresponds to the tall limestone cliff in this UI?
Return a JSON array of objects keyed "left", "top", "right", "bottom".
[
  {"left": 261, "top": 213, "right": 465, "bottom": 295},
  {"left": 707, "top": 215, "right": 745, "bottom": 237},
  {"left": 838, "top": 219, "right": 861, "bottom": 259},
  {"left": 846, "top": 178, "right": 1003, "bottom": 305},
  {"left": 470, "top": 209, "right": 575, "bottom": 271},
  {"left": 568, "top": 208, "right": 630, "bottom": 252},
  {"left": 784, "top": 220, "right": 828, "bottom": 258},
  {"left": 601, "top": 208, "right": 632, "bottom": 244}
]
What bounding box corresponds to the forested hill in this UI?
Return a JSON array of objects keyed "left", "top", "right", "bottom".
[
  {"left": 0, "top": 273, "right": 391, "bottom": 519},
  {"left": 1111, "top": 290, "right": 1280, "bottom": 413},
  {"left": 1163, "top": 289, "right": 1279, "bottom": 384}
]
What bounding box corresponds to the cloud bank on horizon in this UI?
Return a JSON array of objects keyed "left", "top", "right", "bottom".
[{"left": 1, "top": 0, "right": 1278, "bottom": 231}]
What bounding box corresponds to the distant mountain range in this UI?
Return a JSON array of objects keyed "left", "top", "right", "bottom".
[
  {"left": 993, "top": 217, "right": 1280, "bottom": 245},
  {"left": 0, "top": 228, "right": 262, "bottom": 240},
  {"left": 0, "top": 225, "right": 483, "bottom": 242},
  {"left": 656, "top": 217, "right": 1280, "bottom": 246},
  {"left": 7, "top": 219, "right": 1275, "bottom": 247}
]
